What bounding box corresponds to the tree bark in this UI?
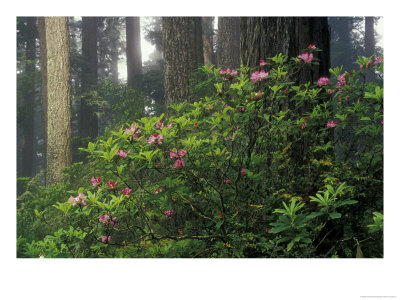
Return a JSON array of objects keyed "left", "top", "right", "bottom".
[
  {"left": 38, "top": 17, "right": 47, "bottom": 147},
  {"left": 364, "top": 17, "right": 375, "bottom": 82},
  {"left": 162, "top": 17, "right": 204, "bottom": 106},
  {"left": 80, "top": 17, "right": 98, "bottom": 141},
  {"left": 126, "top": 17, "right": 142, "bottom": 89},
  {"left": 240, "top": 17, "right": 330, "bottom": 83},
  {"left": 108, "top": 17, "right": 119, "bottom": 84},
  {"left": 217, "top": 17, "right": 240, "bottom": 69},
  {"left": 21, "top": 17, "right": 37, "bottom": 177},
  {"left": 44, "top": 17, "right": 72, "bottom": 185},
  {"left": 202, "top": 17, "right": 214, "bottom": 67}
]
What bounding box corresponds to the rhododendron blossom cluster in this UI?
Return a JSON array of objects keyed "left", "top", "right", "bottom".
[
  {"left": 251, "top": 70, "right": 269, "bottom": 83},
  {"left": 68, "top": 193, "right": 87, "bottom": 206},
  {"left": 307, "top": 44, "right": 316, "bottom": 49},
  {"left": 336, "top": 73, "right": 346, "bottom": 88},
  {"left": 155, "top": 121, "right": 173, "bottom": 130},
  {"left": 101, "top": 236, "right": 111, "bottom": 243},
  {"left": 91, "top": 177, "right": 101, "bottom": 186},
  {"left": 148, "top": 134, "right": 163, "bottom": 144},
  {"left": 99, "top": 214, "right": 117, "bottom": 226},
  {"left": 125, "top": 124, "right": 141, "bottom": 139},
  {"left": 107, "top": 181, "right": 118, "bottom": 189},
  {"left": 219, "top": 68, "right": 238, "bottom": 81},
  {"left": 374, "top": 56, "right": 383, "bottom": 64},
  {"left": 259, "top": 59, "right": 267, "bottom": 66},
  {"left": 317, "top": 77, "right": 330, "bottom": 87},
  {"left": 117, "top": 149, "right": 127, "bottom": 158},
  {"left": 298, "top": 52, "right": 314, "bottom": 63},
  {"left": 164, "top": 209, "right": 174, "bottom": 219},
  {"left": 154, "top": 189, "right": 163, "bottom": 195},
  {"left": 122, "top": 187, "right": 132, "bottom": 196},
  {"left": 326, "top": 121, "right": 338, "bottom": 128},
  {"left": 251, "top": 90, "right": 263, "bottom": 100}
]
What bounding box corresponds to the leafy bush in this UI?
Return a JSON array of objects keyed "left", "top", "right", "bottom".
[{"left": 18, "top": 48, "right": 383, "bottom": 258}]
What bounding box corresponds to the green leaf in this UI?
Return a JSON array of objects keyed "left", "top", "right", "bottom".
[{"left": 329, "top": 212, "right": 342, "bottom": 219}]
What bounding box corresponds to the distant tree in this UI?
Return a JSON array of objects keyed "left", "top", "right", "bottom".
[
  {"left": 217, "top": 17, "right": 240, "bottom": 69},
  {"left": 202, "top": 17, "right": 214, "bottom": 67},
  {"left": 126, "top": 17, "right": 142, "bottom": 89},
  {"left": 162, "top": 17, "right": 203, "bottom": 106},
  {"left": 43, "top": 17, "right": 72, "bottom": 185},
  {"left": 18, "top": 17, "right": 37, "bottom": 178},
  {"left": 80, "top": 17, "right": 98, "bottom": 142},
  {"left": 240, "top": 17, "right": 330, "bottom": 84},
  {"left": 364, "top": 17, "right": 376, "bottom": 82}
]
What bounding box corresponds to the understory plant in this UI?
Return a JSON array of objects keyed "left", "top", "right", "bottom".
[{"left": 18, "top": 47, "right": 383, "bottom": 258}]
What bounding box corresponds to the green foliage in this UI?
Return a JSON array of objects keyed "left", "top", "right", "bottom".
[{"left": 17, "top": 50, "right": 383, "bottom": 258}]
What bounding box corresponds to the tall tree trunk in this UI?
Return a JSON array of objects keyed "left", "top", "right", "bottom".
[
  {"left": 162, "top": 17, "right": 204, "bottom": 106},
  {"left": 202, "top": 17, "right": 214, "bottom": 67},
  {"left": 108, "top": 17, "right": 119, "bottom": 84},
  {"left": 38, "top": 17, "right": 47, "bottom": 159},
  {"left": 44, "top": 17, "right": 72, "bottom": 185},
  {"left": 364, "top": 17, "right": 375, "bottom": 82},
  {"left": 217, "top": 17, "right": 240, "bottom": 69},
  {"left": 126, "top": 17, "right": 142, "bottom": 89},
  {"left": 240, "top": 17, "right": 330, "bottom": 83},
  {"left": 21, "top": 17, "right": 37, "bottom": 177},
  {"left": 80, "top": 17, "right": 98, "bottom": 142}
]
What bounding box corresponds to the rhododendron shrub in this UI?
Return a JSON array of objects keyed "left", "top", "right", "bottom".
[{"left": 22, "top": 49, "right": 383, "bottom": 258}]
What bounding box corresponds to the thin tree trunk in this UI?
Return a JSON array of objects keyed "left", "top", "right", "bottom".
[
  {"left": 126, "top": 17, "right": 142, "bottom": 89},
  {"left": 80, "top": 17, "right": 98, "bottom": 142},
  {"left": 217, "top": 17, "right": 240, "bottom": 69},
  {"left": 202, "top": 17, "right": 214, "bottom": 67},
  {"left": 162, "top": 17, "right": 204, "bottom": 106},
  {"left": 21, "top": 17, "right": 37, "bottom": 177},
  {"left": 38, "top": 17, "right": 47, "bottom": 150},
  {"left": 44, "top": 17, "right": 72, "bottom": 185},
  {"left": 364, "top": 17, "right": 375, "bottom": 82}
]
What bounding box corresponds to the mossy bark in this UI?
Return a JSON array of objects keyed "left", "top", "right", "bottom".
[{"left": 45, "top": 17, "right": 72, "bottom": 185}]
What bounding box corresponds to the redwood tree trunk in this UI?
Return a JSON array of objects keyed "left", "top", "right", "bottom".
[
  {"left": 202, "top": 17, "right": 214, "bottom": 67},
  {"left": 80, "top": 17, "right": 98, "bottom": 141},
  {"left": 162, "top": 17, "right": 204, "bottom": 106},
  {"left": 21, "top": 17, "right": 37, "bottom": 177},
  {"left": 126, "top": 17, "right": 142, "bottom": 89},
  {"left": 217, "top": 17, "right": 240, "bottom": 69},
  {"left": 364, "top": 17, "right": 375, "bottom": 82},
  {"left": 44, "top": 17, "right": 72, "bottom": 185},
  {"left": 38, "top": 17, "right": 47, "bottom": 151},
  {"left": 240, "top": 17, "right": 330, "bottom": 83}
]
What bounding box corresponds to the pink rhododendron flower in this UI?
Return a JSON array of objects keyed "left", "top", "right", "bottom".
[
  {"left": 304, "top": 117, "right": 309, "bottom": 122},
  {"left": 327, "top": 89, "right": 335, "bottom": 94},
  {"left": 307, "top": 44, "right": 316, "bottom": 49},
  {"left": 194, "top": 122, "right": 198, "bottom": 127},
  {"left": 68, "top": 193, "right": 87, "bottom": 206},
  {"left": 238, "top": 107, "right": 245, "bottom": 112},
  {"left": 125, "top": 124, "right": 141, "bottom": 139},
  {"left": 122, "top": 187, "right": 132, "bottom": 196},
  {"left": 317, "top": 77, "right": 330, "bottom": 87},
  {"left": 259, "top": 59, "right": 267, "bottom": 66},
  {"left": 107, "top": 181, "right": 118, "bottom": 189},
  {"left": 336, "top": 73, "right": 346, "bottom": 88},
  {"left": 178, "top": 150, "right": 187, "bottom": 157},
  {"left": 326, "top": 121, "right": 338, "bottom": 128},
  {"left": 91, "top": 177, "right": 101, "bottom": 186},
  {"left": 154, "top": 189, "right": 163, "bottom": 195},
  {"left": 148, "top": 134, "right": 163, "bottom": 144},
  {"left": 174, "top": 159, "right": 185, "bottom": 169},
  {"left": 117, "top": 149, "right": 127, "bottom": 158},
  {"left": 156, "top": 121, "right": 164, "bottom": 129},
  {"left": 225, "top": 136, "right": 232, "bottom": 141},
  {"left": 265, "top": 227, "right": 270, "bottom": 233},
  {"left": 164, "top": 209, "right": 175, "bottom": 219},
  {"left": 300, "top": 123, "right": 307, "bottom": 130},
  {"left": 374, "top": 56, "right": 383, "bottom": 64},
  {"left": 99, "top": 214, "right": 117, "bottom": 226},
  {"left": 170, "top": 150, "right": 187, "bottom": 158},
  {"left": 101, "top": 236, "right": 111, "bottom": 243},
  {"left": 224, "top": 179, "right": 231, "bottom": 183},
  {"left": 166, "top": 123, "right": 173, "bottom": 128},
  {"left": 219, "top": 68, "right": 238, "bottom": 81},
  {"left": 240, "top": 168, "right": 247, "bottom": 176},
  {"left": 299, "top": 52, "right": 314, "bottom": 63},
  {"left": 251, "top": 70, "right": 269, "bottom": 83}
]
